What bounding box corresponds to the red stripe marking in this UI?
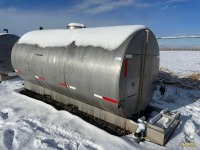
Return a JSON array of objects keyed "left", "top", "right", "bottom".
[
  {"left": 60, "top": 83, "right": 69, "bottom": 87},
  {"left": 18, "top": 70, "right": 22, "bottom": 74},
  {"left": 39, "top": 77, "right": 45, "bottom": 80},
  {"left": 124, "top": 58, "right": 128, "bottom": 77},
  {"left": 60, "top": 83, "right": 70, "bottom": 88},
  {"left": 102, "top": 96, "right": 118, "bottom": 104},
  {"left": 15, "top": 69, "right": 22, "bottom": 74},
  {"left": 60, "top": 83, "right": 66, "bottom": 87}
]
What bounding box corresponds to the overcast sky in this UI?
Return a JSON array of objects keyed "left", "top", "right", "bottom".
[{"left": 0, "top": 0, "right": 199, "bottom": 36}]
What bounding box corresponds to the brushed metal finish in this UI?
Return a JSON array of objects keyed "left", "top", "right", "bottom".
[
  {"left": 11, "top": 27, "right": 159, "bottom": 118},
  {"left": 0, "top": 34, "right": 19, "bottom": 74}
]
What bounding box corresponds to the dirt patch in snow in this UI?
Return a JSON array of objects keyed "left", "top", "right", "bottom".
[
  {"left": 158, "top": 68, "right": 200, "bottom": 90},
  {"left": 186, "top": 73, "right": 200, "bottom": 80}
]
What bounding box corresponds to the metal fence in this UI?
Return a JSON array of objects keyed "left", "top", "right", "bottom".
[{"left": 157, "top": 36, "right": 200, "bottom": 77}]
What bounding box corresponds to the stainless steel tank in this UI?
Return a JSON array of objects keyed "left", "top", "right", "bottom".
[
  {"left": 11, "top": 25, "right": 159, "bottom": 118},
  {"left": 0, "top": 33, "right": 19, "bottom": 75}
]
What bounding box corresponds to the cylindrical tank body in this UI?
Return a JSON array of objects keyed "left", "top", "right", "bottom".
[
  {"left": 0, "top": 33, "right": 20, "bottom": 75},
  {"left": 11, "top": 25, "right": 159, "bottom": 118}
]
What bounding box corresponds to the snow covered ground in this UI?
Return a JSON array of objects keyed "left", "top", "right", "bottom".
[
  {"left": 0, "top": 79, "right": 138, "bottom": 150},
  {"left": 160, "top": 51, "right": 200, "bottom": 76},
  {"left": 151, "top": 83, "right": 200, "bottom": 149},
  {"left": 0, "top": 77, "right": 200, "bottom": 150}
]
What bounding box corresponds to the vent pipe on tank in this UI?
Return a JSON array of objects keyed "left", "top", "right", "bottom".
[
  {"left": 67, "top": 23, "right": 86, "bottom": 29},
  {"left": 3, "top": 29, "right": 8, "bottom": 33}
]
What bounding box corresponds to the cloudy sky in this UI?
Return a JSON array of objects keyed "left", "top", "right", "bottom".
[{"left": 0, "top": 0, "right": 199, "bottom": 36}]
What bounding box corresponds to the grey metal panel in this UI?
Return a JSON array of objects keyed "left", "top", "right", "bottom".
[
  {"left": 119, "top": 30, "right": 159, "bottom": 117},
  {"left": 0, "top": 34, "right": 19, "bottom": 74},
  {"left": 11, "top": 27, "right": 159, "bottom": 118}
]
